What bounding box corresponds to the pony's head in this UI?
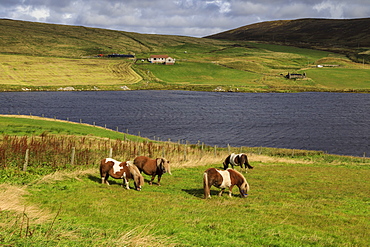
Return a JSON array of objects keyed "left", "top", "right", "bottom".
[
  {"left": 127, "top": 161, "right": 144, "bottom": 191},
  {"left": 156, "top": 158, "right": 171, "bottom": 175},
  {"left": 229, "top": 169, "right": 250, "bottom": 198}
]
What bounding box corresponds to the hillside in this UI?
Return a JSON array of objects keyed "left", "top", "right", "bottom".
[
  {"left": 206, "top": 18, "right": 370, "bottom": 63},
  {"left": 0, "top": 18, "right": 226, "bottom": 58},
  {"left": 1, "top": 19, "right": 369, "bottom": 93}
]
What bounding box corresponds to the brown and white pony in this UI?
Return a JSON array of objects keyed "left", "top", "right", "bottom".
[
  {"left": 203, "top": 168, "right": 249, "bottom": 199},
  {"left": 100, "top": 158, "right": 144, "bottom": 191},
  {"left": 223, "top": 153, "right": 254, "bottom": 172},
  {"left": 133, "top": 156, "right": 171, "bottom": 186}
]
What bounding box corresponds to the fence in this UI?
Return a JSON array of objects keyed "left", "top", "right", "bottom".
[{"left": 0, "top": 134, "right": 230, "bottom": 171}]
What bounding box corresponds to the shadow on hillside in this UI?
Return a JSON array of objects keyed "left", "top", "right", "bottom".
[
  {"left": 182, "top": 188, "right": 204, "bottom": 198},
  {"left": 88, "top": 174, "right": 126, "bottom": 186},
  {"left": 88, "top": 174, "right": 101, "bottom": 183}
]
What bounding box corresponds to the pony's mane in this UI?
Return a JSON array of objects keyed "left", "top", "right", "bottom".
[
  {"left": 127, "top": 161, "right": 139, "bottom": 175},
  {"left": 127, "top": 161, "right": 144, "bottom": 185},
  {"left": 227, "top": 168, "right": 247, "bottom": 186}
]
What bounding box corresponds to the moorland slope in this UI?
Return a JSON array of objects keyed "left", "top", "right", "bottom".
[{"left": 206, "top": 18, "right": 370, "bottom": 63}]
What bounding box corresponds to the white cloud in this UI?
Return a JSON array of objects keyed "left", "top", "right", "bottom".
[
  {"left": 0, "top": 0, "right": 369, "bottom": 37},
  {"left": 13, "top": 5, "right": 50, "bottom": 21},
  {"left": 313, "top": 0, "right": 345, "bottom": 18}
]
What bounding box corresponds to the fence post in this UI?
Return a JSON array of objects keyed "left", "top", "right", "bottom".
[
  {"left": 227, "top": 143, "right": 230, "bottom": 153},
  {"left": 71, "top": 147, "right": 76, "bottom": 165},
  {"left": 184, "top": 144, "right": 187, "bottom": 161},
  {"left": 109, "top": 148, "right": 113, "bottom": 158},
  {"left": 214, "top": 145, "right": 217, "bottom": 157},
  {"left": 23, "top": 149, "right": 29, "bottom": 172}
]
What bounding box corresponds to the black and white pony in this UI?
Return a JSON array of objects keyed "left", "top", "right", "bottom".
[{"left": 223, "top": 153, "right": 254, "bottom": 172}]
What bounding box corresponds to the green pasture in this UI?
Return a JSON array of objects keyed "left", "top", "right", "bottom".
[
  {"left": 138, "top": 62, "right": 261, "bottom": 86},
  {"left": 1, "top": 116, "right": 369, "bottom": 246},
  {"left": 1, "top": 162, "right": 369, "bottom": 246},
  {"left": 0, "top": 116, "right": 139, "bottom": 141},
  {"left": 306, "top": 67, "right": 370, "bottom": 89}
]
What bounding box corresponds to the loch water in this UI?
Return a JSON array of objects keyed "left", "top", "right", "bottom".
[{"left": 0, "top": 90, "right": 369, "bottom": 157}]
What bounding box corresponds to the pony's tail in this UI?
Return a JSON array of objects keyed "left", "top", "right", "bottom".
[
  {"left": 244, "top": 155, "right": 254, "bottom": 169},
  {"left": 203, "top": 172, "right": 210, "bottom": 199}
]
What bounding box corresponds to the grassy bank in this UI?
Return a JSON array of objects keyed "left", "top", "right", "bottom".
[{"left": 0, "top": 115, "right": 369, "bottom": 246}]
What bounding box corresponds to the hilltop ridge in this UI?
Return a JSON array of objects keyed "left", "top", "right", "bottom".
[{"left": 206, "top": 18, "right": 370, "bottom": 63}]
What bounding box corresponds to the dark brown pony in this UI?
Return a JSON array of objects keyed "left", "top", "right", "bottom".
[
  {"left": 223, "top": 153, "right": 254, "bottom": 172},
  {"left": 100, "top": 158, "right": 144, "bottom": 191},
  {"left": 203, "top": 168, "right": 249, "bottom": 199},
  {"left": 133, "top": 156, "right": 171, "bottom": 186}
]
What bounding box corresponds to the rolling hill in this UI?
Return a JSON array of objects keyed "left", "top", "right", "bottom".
[
  {"left": 0, "top": 18, "right": 369, "bottom": 92},
  {"left": 206, "top": 18, "right": 370, "bottom": 63}
]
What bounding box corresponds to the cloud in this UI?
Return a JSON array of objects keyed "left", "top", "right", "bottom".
[
  {"left": 313, "top": 0, "right": 345, "bottom": 18},
  {"left": 0, "top": 0, "right": 369, "bottom": 37}
]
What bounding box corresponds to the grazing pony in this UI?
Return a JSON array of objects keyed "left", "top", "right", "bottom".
[
  {"left": 223, "top": 153, "right": 254, "bottom": 172},
  {"left": 100, "top": 158, "right": 144, "bottom": 191},
  {"left": 133, "top": 156, "right": 171, "bottom": 186},
  {"left": 203, "top": 168, "right": 249, "bottom": 199}
]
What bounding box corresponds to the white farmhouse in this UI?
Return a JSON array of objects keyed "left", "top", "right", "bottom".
[{"left": 148, "top": 55, "right": 175, "bottom": 65}]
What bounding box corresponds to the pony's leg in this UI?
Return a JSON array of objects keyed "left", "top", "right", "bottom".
[
  {"left": 218, "top": 188, "right": 225, "bottom": 197},
  {"left": 123, "top": 174, "right": 130, "bottom": 190},
  {"left": 103, "top": 175, "right": 110, "bottom": 185},
  {"left": 157, "top": 175, "right": 162, "bottom": 186},
  {"left": 149, "top": 175, "right": 156, "bottom": 185},
  {"left": 242, "top": 164, "right": 247, "bottom": 173},
  {"left": 228, "top": 185, "right": 234, "bottom": 197}
]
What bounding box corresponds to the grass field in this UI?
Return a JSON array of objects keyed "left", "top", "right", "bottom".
[
  {"left": 0, "top": 54, "right": 141, "bottom": 88},
  {"left": 0, "top": 116, "right": 369, "bottom": 246}
]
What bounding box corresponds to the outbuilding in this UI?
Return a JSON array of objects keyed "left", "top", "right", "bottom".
[{"left": 148, "top": 55, "right": 175, "bottom": 65}]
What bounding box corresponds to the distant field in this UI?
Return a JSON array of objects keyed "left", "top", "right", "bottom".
[
  {"left": 0, "top": 19, "right": 369, "bottom": 92},
  {"left": 306, "top": 67, "right": 370, "bottom": 89},
  {"left": 138, "top": 62, "right": 261, "bottom": 86},
  {"left": 0, "top": 54, "right": 141, "bottom": 88}
]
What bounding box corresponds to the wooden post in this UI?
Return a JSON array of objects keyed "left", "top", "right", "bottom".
[
  {"left": 214, "top": 145, "right": 217, "bottom": 157},
  {"left": 71, "top": 147, "right": 76, "bottom": 166},
  {"left": 227, "top": 144, "right": 230, "bottom": 153},
  {"left": 184, "top": 144, "right": 187, "bottom": 161},
  {"left": 23, "top": 149, "right": 29, "bottom": 172},
  {"left": 109, "top": 148, "right": 113, "bottom": 158}
]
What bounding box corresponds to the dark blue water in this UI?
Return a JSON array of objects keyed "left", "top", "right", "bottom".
[{"left": 0, "top": 91, "right": 369, "bottom": 157}]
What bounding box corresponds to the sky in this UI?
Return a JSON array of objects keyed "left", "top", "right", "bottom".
[{"left": 1, "top": 0, "right": 369, "bottom": 37}]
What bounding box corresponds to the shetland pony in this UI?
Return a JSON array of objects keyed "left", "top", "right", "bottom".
[
  {"left": 203, "top": 168, "right": 249, "bottom": 199},
  {"left": 133, "top": 156, "right": 171, "bottom": 186},
  {"left": 100, "top": 158, "right": 144, "bottom": 191},
  {"left": 223, "top": 153, "right": 254, "bottom": 172}
]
